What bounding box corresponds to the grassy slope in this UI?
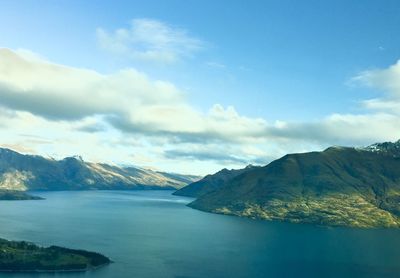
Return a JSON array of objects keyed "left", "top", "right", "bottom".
[{"left": 190, "top": 147, "right": 400, "bottom": 228}]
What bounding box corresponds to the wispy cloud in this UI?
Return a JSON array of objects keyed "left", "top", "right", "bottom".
[
  {"left": 164, "top": 149, "right": 248, "bottom": 164},
  {"left": 96, "top": 18, "right": 205, "bottom": 63},
  {"left": 352, "top": 60, "right": 400, "bottom": 115},
  {"left": 205, "top": 61, "right": 226, "bottom": 69},
  {"left": 353, "top": 61, "right": 400, "bottom": 97}
]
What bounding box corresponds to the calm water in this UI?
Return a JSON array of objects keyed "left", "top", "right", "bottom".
[{"left": 0, "top": 190, "right": 400, "bottom": 278}]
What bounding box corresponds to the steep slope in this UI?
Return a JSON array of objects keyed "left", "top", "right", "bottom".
[
  {"left": 0, "top": 148, "right": 198, "bottom": 191},
  {"left": 173, "top": 165, "right": 258, "bottom": 197},
  {"left": 190, "top": 142, "right": 400, "bottom": 228}
]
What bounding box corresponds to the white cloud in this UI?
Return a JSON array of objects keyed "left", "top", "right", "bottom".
[
  {"left": 353, "top": 60, "right": 400, "bottom": 97},
  {"left": 352, "top": 60, "right": 400, "bottom": 117},
  {"left": 362, "top": 98, "right": 400, "bottom": 115},
  {"left": 0, "top": 48, "right": 275, "bottom": 174},
  {"left": 96, "top": 18, "right": 204, "bottom": 63},
  {"left": 205, "top": 61, "right": 226, "bottom": 69},
  {"left": 0, "top": 48, "right": 271, "bottom": 145},
  {"left": 1, "top": 47, "right": 400, "bottom": 174}
]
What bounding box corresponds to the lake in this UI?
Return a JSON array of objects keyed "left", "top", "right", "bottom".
[{"left": 0, "top": 190, "right": 400, "bottom": 277}]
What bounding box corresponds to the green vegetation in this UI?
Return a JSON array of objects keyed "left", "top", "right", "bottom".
[
  {"left": 0, "top": 238, "right": 110, "bottom": 272},
  {"left": 188, "top": 141, "right": 400, "bottom": 228},
  {"left": 0, "top": 190, "right": 43, "bottom": 200},
  {"left": 194, "top": 194, "right": 400, "bottom": 228}
]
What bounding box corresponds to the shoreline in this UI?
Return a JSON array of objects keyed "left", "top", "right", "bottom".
[
  {"left": 0, "top": 238, "right": 112, "bottom": 273},
  {"left": 0, "top": 261, "right": 111, "bottom": 273}
]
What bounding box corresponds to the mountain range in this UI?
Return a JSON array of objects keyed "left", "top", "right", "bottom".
[
  {"left": 0, "top": 148, "right": 200, "bottom": 191},
  {"left": 178, "top": 140, "right": 400, "bottom": 228}
]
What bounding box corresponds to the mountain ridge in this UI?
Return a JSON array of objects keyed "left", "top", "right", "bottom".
[
  {"left": 173, "top": 164, "right": 259, "bottom": 197},
  {"left": 185, "top": 140, "right": 400, "bottom": 228},
  {"left": 0, "top": 147, "right": 200, "bottom": 191}
]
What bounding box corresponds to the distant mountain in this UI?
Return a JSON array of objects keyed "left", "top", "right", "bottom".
[
  {"left": 188, "top": 141, "right": 400, "bottom": 228},
  {"left": 0, "top": 148, "right": 200, "bottom": 191},
  {"left": 173, "top": 165, "right": 258, "bottom": 197}
]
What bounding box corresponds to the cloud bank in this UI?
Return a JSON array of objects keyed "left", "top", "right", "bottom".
[
  {"left": 0, "top": 48, "right": 269, "bottom": 143},
  {"left": 0, "top": 48, "right": 400, "bottom": 174}
]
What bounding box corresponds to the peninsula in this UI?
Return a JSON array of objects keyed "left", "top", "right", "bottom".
[{"left": 0, "top": 238, "right": 111, "bottom": 272}]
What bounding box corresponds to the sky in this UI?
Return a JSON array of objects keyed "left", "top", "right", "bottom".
[{"left": 0, "top": 0, "right": 400, "bottom": 175}]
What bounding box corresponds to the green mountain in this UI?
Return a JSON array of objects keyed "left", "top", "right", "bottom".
[
  {"left": 0, "top": 148, "right": 199, "bottom": 191},
  {"left": 173, "top": 165, "right": 258, "bottom": 197},
  {"left": 188, "top": 141, "right": 400, "bottom": 228}
]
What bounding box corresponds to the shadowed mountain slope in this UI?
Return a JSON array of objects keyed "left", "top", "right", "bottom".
[
  {"left": 173, "top": 165, "right": 258, "bottom": 198},
  {"left": 189, "top": 141, "right": 400, "bottom": 228}
]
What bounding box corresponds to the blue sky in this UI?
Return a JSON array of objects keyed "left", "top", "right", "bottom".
[{"left": 0, "top": 0, "right": 400, "bottom": 175}]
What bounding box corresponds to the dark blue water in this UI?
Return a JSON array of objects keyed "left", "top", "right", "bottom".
[{"left": 0, "top": 190, "right": 400, "bottom": 278}]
